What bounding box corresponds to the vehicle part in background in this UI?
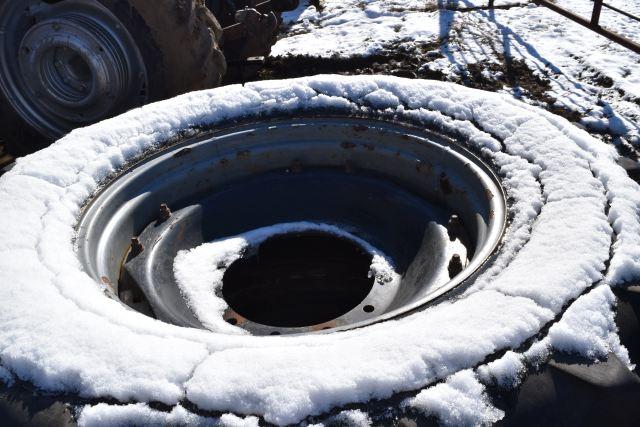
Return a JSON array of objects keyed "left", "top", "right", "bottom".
[
  {"left": 223, "top": 8, "right": 278, "bottom": 61},
  {"left": 207, "top": 0, "right": 300, "bottom": 26},
  {"left": 0, "top": 0, "right": 226, "bottom": 155},
  {"left": 213, "top": 0, "right": 300, "bottom": 60}
]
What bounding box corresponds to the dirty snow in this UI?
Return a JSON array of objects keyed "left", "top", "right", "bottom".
[
  {"left": 174, "top": 222, "right": 401, "bottom": 333},
  {"left": 404, "top": 370, "right": 504, "bottom": 426},
  {"left": 78, "top": 403, "right": 259, "bottom": 427},
  {"left": 0, "top": 75, "right": 639, "bottom": 424}
]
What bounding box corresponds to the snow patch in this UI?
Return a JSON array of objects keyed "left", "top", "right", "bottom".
[
  {"left": 548, "top": 285, "right": 632, "bottom": 367},
  {"left": 404, "top": 370, "right": 504, "bottom": 426},
  {"left": 78, "top": 403, "right": 259, "bottom": 427},
  {"left": 477, "top": 351, "right": 526, "bottom": 389},
  {"left": 310, "top": 409, "right": 372, "bottom": 427}
]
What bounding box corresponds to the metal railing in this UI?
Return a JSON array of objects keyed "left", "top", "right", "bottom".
[{"left": 488, "top": 0, "right": 640, "bottom": 54}]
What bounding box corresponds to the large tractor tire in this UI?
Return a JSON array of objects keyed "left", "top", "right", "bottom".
[
  {"left": 1, "top": 75, "right": 640, "bottom": 425},
  {"left": 0, "top": 0, "right": 226, "bottom": 156}
]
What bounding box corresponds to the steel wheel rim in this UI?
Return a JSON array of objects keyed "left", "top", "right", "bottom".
[
  {"left": 0, "top": 0, "right": 148, "bottom": 138},
  {"left": 77, "top": 116, "right": 507, "bottom": 336}
]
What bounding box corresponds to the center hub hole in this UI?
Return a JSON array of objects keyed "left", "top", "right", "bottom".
[{"left": 221, "top": 231, "right": 375, "bottom": 328}]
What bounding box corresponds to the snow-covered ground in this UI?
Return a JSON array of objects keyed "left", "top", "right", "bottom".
[
  {"left": 0, "top": 75, "right": 638, "bottom": 425},
  {"left": 275, "top": 0, "right": 640, "bottom": 154}
]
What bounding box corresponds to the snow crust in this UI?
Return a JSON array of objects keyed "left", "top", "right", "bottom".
[
  {"left": 174, "top": 222, "right": 400, "bottom": 333},
  {"left": 0, "top": 75, "right": 638, "bottom": 424},
  {"left": 78, "top": 404, "right": 258, "bottom": 427}
]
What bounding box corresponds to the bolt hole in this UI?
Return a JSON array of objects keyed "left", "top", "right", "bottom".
[
  {"left": 226, "top": 317, "right": 238, "bottom": 325},
  {"left": 363, "top": 305, "right": 375, "bottom": 313}
]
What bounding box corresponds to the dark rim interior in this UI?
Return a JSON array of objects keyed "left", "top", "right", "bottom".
[{"left": 222, "top": 231, "right": 376, "bottom": 328}]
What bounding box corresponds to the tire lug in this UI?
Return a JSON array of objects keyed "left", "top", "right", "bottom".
[{"left": 448, "top": 254, "right": 463, "bottom": 278}]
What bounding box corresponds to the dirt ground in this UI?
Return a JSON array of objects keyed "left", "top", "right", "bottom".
[{"left": 224, "top": 43, "right": 627, "bottom": 147}]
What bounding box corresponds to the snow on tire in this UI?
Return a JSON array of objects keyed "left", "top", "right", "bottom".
[{"left": 0, "top": 75, "right": 639, "bottom": 425}]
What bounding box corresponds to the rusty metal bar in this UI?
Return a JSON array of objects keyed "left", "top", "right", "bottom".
[
  {"left": 533, "top": 0, "right": 640, "bottom": 55},
  {"left": 600, "top": 1, "right": 640, "bottom": 23},
  {"left": 253, "top": 0, "right": 273, "bottom": 14}
]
